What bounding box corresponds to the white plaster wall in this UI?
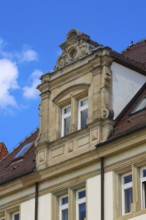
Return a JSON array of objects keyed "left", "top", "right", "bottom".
[
  {"left": 111, "top": 62, "right": 146, "bottom": 118},
  {"left": 87, "top": 175, "right": 101, "bottom": 220},
  {"left": 20, "top": 198, "right": 35, "bottom": 220},
  {"left": 129, "top": 214, "right": 146, "bottom": 220},
  {"left": 38, "top": 193, "right": 52, "bottom": 220},
  {"left": 105, "top": 172, "right": 114, "bottom": 220}
]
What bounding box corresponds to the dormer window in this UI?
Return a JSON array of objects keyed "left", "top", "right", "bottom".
[
  {"left": 132, "top": 97, "right": 146, "bottom": 114},
  {"left": 61, "top": 105, "right": 71, "bottom": 137}
]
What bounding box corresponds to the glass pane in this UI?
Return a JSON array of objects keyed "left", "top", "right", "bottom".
[
  {"left": 80, "top": 99, "right": 88, "bottom": 107},
  {"left": 78, "top": 190, "right": 86, "bottom": 199},
  {"left": 64, "top": 117, "right": 70, "bottom": 135},
  {"left": 143, "top": 169, "right": 146, "bottom": 177},
  {"left": 142, "top": 182, "right": 146, "bottom": 208},
  {"left": 64, "top": 106, "right": 71, "bottom": 114},
  {"left": 62, "top": 196, "right": 68, "bottom": 205},
  {"left": 62, "top": 209, "right": 68, "bottom": 220},
  {"left": 132, "top": 97, "right": 146, "bottom": 113},
  {"left": 14, "top": 214, "right": 19, "bottom": 220},
  {"left": 124, "top": 175, "right": 132, "bottom": 184},
  {"left": 79, "top": 203, "right": 86, "bottom": 220},
  {"left": 81, "top": 109, "right": 88, "bottom": 129},
  {"left": 124, "top": 188, "right": 132, "bottom": 213},
  {"left": 14, "top": 142, "right": 32, "bottom": 158}
]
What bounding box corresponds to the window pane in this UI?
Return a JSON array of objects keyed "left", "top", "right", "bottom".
[
  {"left": 79, "top": 203, "right": 86, "bottom": 220},
  {"left": 78, "top": 190, "right": 86, "bottom": 199},
  {"left": 124, "top": 175, "right": 132, "bottom": 184},
  {"left": 143, "top": 169, "right": 146, "bottom": 178},
  {"left": 64, "top": 117, "right": 70, "bottom": 135},
  {"left": 81, "top": 109, "right": 88, "bottom": 129},
  {"left": 64, "top": 106, "right": 71, "bottom": 114},
  {"left": 62, "top": 209, "right": 68, "bottom": 220},
  {"left": 80, "top": 99, "right": 88, "bottom": 107},
  {"left": 62, "top": 196, "right": 68, "bottom": 205},
  {"left": 132, "top": 97, "right": 146, "bottom": 113},
  {"left": 142, "top": 181, "right": 146, "bottom": 208},
  {"left": 124, "top": 187, "right": 132, "bottom": 213}
]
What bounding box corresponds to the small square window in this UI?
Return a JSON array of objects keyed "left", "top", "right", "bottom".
[
  {"left": 121, "top": 173, "right": 133, "bottom": 215},
  {"left": 61, "top": 105, "right": 71, "bottom": 137},
  {"left": 59, "top": 195, "right": 68, "bottom": 220},
  {"left": 78, "top": 98, "right": 88, "bottom": 130}
]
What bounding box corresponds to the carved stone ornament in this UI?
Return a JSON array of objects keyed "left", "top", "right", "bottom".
[
  {"left": 54, "top": 29, "right": 99, "bottom": 70},
  {"left": 101, "top": 108, "right": 114, "bottom": 119}
]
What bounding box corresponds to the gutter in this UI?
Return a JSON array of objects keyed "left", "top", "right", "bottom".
[
  {"left": 101, "top": 157, "right": 104, "bottom": 220},
  {"left": 35, "top": 182, "right": 39, "bottom": 220},
  {"left": 96, "top": 124, "right": 146, "bottom": 149}
]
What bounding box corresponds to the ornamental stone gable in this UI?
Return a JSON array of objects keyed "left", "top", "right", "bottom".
[{"left": 36, "top": 29, "right": 114, "bottom": 170}]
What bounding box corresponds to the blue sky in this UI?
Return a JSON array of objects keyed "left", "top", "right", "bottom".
[{"left": 0, "top": 0, "right": 146, "bottom": 151}]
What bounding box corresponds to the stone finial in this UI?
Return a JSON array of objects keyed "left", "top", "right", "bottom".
[{"left": 54, "top": 29, "right": 99, "bottom": 70}]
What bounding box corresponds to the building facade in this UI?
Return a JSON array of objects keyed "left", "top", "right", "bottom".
[{"left": 0, "top": 30, "right": 146, "bottom": 220}]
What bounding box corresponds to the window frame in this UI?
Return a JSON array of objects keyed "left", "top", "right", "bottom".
[
  {"left": 140, "top": 167, "right": 146, "bottom": 210},
  {"left": 61, "top": 105, "right": 71, "bottom": 137},
  {"left": 11, "top": 212, "right": 19, "bottom": 220},
  {"left": 131, "top": 96, "right": 146, "bottom": 114},
  {"left": 59, "top": 194, "right": 69, "bottom": 220},
  {"left": 121, "top": 173, "right": 133, "bottom": 215},
  {"left": 78, "top": 97, "right": 88, "bottom": 130},
  {"left": 76, "top": 188, "right": 86, "bottom": 220}
]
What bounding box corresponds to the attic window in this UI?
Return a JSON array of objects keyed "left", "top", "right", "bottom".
[
  {"left": 14, "top": 142, "right": 33, "bottom": 159},
  {"left": 132, "top": 97, "right": 146, "bottom": 114}
]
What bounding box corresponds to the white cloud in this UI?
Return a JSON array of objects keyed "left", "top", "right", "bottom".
[
  {"left": 0, "top": 38, "right": 38, "bottom": 63},
  {"left": 0, "top": 59, "right": 19, "bottom": 109},
  {"left": 18, "top": 49, "right": 38, "bottom": 62},
  {"left": 23, "top": 69, "right": 42, "bottom": 99}
]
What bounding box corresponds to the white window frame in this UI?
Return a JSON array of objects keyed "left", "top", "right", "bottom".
[
  {"left": 59, "top": 194, "right": 68, "bottom": 220},
  {"left": 141, "top": 167, "right": 146, "bottom": 209},
  {"left": 61, "top": 105, "right": 71, "bottom": 137},
  {"left": 121, "top": 173, "right": 132, "bottom": 215},
  {"left": 78, "top": 98, "right": 88, "bottom": 130},
  {"left": 76, "top": 188, "right": 86, "bottom": 220},
  {"left": 11, "top": 212, "right": 19, "bottom": 220}
]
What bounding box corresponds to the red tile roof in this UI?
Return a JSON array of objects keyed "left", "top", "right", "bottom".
[
  {"left": 122, "top": 39, "right": 146, "bottom": 68},
  {"left": 0, "top": 129, "right": 38, "bottom": 185}
]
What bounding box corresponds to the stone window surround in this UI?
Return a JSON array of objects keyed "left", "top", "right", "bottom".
[
  {"left": 0, "top": 207, "right": 19, "bottom": 220},
  {"left": 114, "top": 164, "right": 146, "bottom": 219},
  {"left": 52, "top": 183, "right": 86, "bottom": 220}
]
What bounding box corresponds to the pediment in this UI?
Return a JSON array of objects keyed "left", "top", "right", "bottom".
[{"left": 52, "top": 83, "right": 90, "bottom": 105}]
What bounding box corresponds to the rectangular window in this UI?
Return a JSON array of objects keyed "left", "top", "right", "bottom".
[
  {"left": 11, "top": 213, "right": 19, "bottom": 220},
  {"left": 61, "top": 105, "right": 71, "bottom": 137},
  {"left": 141, "top": 167, "right": 146, "bottom": 209},
  {"left": 78, "top": 98, "right": 88, "bottom": 130},
  {"left": 76, "top": 189, "right": 86, "bottom": 220},
  {"left": 122, "top": 173, "right": 133, "bottom": 215},
  {"left": 59, "top": 195, "right": 68, "bottom": 220}
]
